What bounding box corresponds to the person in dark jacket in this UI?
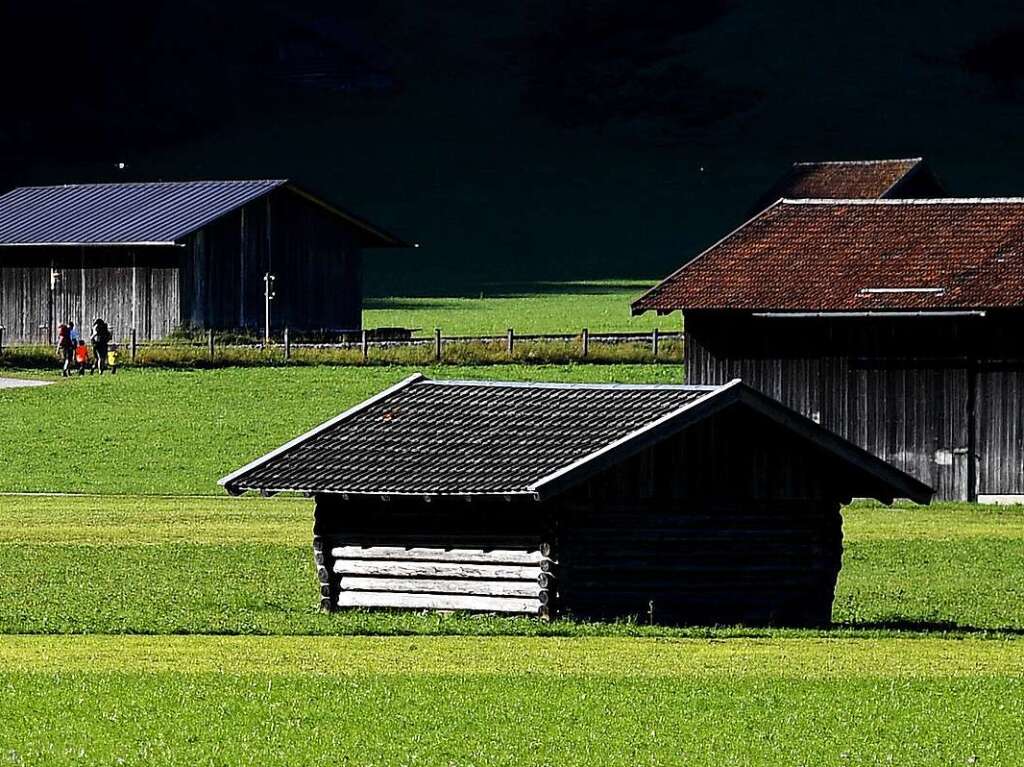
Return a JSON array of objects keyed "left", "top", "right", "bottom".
[{"left": 91, "top": 318, "right": 112, "bottom": 374}]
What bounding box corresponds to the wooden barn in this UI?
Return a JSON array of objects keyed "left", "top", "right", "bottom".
[
  {"left": 220, "top": 374, "right": 930, "bottom": 626},
  {"left": 0, "top": 179, "right": 408, "bottom": 343},
  {"left": 634, "top": 197, "right": 1024, "bottom": 502}
]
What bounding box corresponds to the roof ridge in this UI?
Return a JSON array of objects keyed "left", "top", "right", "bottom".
[
  {"left": 781, "top": 197, "right": 1024, "bottom": 205},
  {"left": 426, "top": 379, "right": 718, "bottom": 392},
  {"left": 791, "top": 158, "right": 922, "bottom": 168},
  {"left": 8, "top": 179, "right": 288, "bottom": 192}
]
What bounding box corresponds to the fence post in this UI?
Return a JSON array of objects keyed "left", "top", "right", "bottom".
[
  {"left": 652, "top": 328, "right": 660, "bottom": 358},
  {"left": 507, "top": 328, "right": 514, "bottom": 357},
  {"left": 130, "top": 328, "right": 137, "bottom": 363},
  {"left": 284, "top": 327, "right": 290, "bottom": 361},
  {"left": 361, "top": 329, "right": 369, "bottom": 362},
  {"left": 581, "top": 327, "right": 589, "bottom": 358},
  {"left": 434, "top": 328, "right": 442, "bottom": 362},
  {"left": 208, "top": 329, "right": 215, "bottom": 359}
]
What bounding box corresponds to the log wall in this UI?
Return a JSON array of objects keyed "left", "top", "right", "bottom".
[
  {"left": 548, "top": 405, "right": 850, "bottom": 626},
  {"left": 312, "top": 497, "right": 554, "bottom": 615}
]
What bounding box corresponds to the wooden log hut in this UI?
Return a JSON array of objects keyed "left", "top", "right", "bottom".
[
  {"left": 220, "top": 374, "right": 930, "bottom": 626},
  {"left": 633, "top": 194, "right": 1024, "bottom": 502},
  {"left": 0, "top": 179, "right": 409, "bottom": 343}
]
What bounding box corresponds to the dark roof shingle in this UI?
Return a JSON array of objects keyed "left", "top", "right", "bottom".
[
  {"left": 219, "top": 374, "right": 933, "bottom": 503},
  {"left": 221, "top": 376, "right": 716, "bottom": 496},
  {"left": 634, "top": 198, "right": 1024, "bottom": 313},
  {"left": 766, "top": 158, "right": 923, "bottom": 200}
]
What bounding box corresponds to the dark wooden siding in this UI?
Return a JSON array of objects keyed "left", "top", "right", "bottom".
[
  {"left": 550, "top": 406, "right": 859, "bottom": 626},
  {"left": 977, "top": 366, "right": 1024, "bottom": 495},
  {"left": 684, "top": 311, "right": 1024, "bottom": 500},
  {"left": 270, "top": 189, "right": 361, "bottom": 332},
  {"left": 179, "top": 189, "right": 362, "bottom": 333}
]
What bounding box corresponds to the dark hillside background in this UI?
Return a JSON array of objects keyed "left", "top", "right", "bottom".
[{"left": 2, "top": 1, "right": 1023, "bottom": 294}]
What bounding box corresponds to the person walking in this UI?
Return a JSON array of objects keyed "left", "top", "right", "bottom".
[
  {"left": 91, "top": 318, "right": 112, "bottom": 374},
  {"left": 56, "top": 323, "right": 73, "bottom": 377},
  {"left": 74, "top": 340, "right": 89, "bottom": 375}
]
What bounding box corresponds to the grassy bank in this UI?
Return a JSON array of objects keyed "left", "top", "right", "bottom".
[
  {"left": 1, "top": 495, "right": 1021, "bottom": 636},
  {"left": 0, "top": 365, "right": 680, "bottom": 495}
]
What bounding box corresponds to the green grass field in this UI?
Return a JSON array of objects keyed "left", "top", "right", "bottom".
[
  {"left": 0, "top": 495, "right": 1021, "bottom": 637},
  {"left": 2, "top": 366, "right": 1023, "bottom": 763},
  {"left": 0, "top": 635, "right": 1021, "bottom": 766},
  {"left": 0, "top": 364, "right": 680, "bottom": 495},
  {"left": 364, "top": 280, "right": 677, "bottom": 335}
]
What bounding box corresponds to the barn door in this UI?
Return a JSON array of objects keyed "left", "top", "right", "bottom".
[
  {"left": 975, "top": 366, "right": 1024, "bottom": 500},
  {"left": 848, "top": 363, "right": 970, "bottom": 501}
]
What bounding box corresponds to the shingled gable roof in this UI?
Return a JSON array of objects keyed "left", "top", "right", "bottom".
[
  {"left": 219, "top": 374, "right": 932, "bottom": 503},
  {"left": 768, "top": 158, "right": 925, "bottom": 199},
  {"left": 633, "top": 198, "right": 1024, "bottom": 314},
  {"left": 0, "top": 180, "right": 409, "bottom": 248}
]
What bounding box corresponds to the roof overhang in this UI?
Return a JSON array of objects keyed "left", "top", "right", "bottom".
[{"left": 219, "top": 376, "right": 933, "bottom": 506}]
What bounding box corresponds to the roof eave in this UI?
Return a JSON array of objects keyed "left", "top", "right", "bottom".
[
  {"left": 732, "top": 385, "right": 934, "bottom": 504},
  {"left": 283, "top": 184, "right": 415, "bottom": 248},
  {"left": 216, "top": 373, "right": 427, "bottom": 492}
]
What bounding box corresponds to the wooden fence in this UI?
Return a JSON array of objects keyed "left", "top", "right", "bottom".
[{"left": 126, "top": 327, "right": 681, "bottom": 363}]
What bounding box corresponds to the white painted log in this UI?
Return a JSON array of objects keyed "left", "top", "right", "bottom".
[
  {"left": 339, "top": 576, "right": 540, "bottom": 597},
  {"left": 333, "top": 559, "right": 540, "bottom": 580},
  {"left": 337, "top": 591, "right": 541, "bottom": 614},
  {"left": 329, "top": 546, "right": 544, "bottom": 565}
]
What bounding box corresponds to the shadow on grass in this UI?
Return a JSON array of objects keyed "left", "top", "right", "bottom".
[{"left": 835, "top": 619, "right": 1024, "bottom": 637}]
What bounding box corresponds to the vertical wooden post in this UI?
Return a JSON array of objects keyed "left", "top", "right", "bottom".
[
  {"left": 0, "top": 325, "right": 5, "bottom": 354},
  {"left": 284, "top": 327, "right": 290, "bottom": 361},
  {"left": 208, "top": 329, "right": 215, "bottom": 359},
  {"left": 581, "top": 328, "right": 589, "bottom": 358},
  {"left": 652, "top": 328, "right": 660, "bottom": 358},
  {"left": 507, "top": 328, "right": 514, "bottom": 357},
  {"left": 361, "top": 329, "right": 369, "bottom": 362},
  {"left": 434, "top": 328, "right": 442, "bottom": 362},
  {"left": 130, "top": 327, "right": 137, "bottom": 362}
]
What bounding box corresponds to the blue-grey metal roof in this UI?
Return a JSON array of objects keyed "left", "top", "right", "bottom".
[
  {"left": 0, "top": 180, "right": 285, "bottom": 246},
  {"left": 0, "top": 180, "right": 409, "bottom": 248}
]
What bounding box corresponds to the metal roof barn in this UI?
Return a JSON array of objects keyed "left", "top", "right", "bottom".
[{"left": 0, "top": 180, "right": 410, "bottom": 343}]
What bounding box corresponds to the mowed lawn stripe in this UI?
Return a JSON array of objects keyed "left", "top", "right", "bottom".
[
  {"left": 2, "top": 670, "right": 1020, "bottom": 766},
  {"left": 1, "top": 635, "right": 1022, "bottom": 677}
]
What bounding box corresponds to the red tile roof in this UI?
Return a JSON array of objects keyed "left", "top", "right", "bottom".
[
  {"left": 633, "top": 199, "right": 1024, "bottom": 313},
  {"left": 765, "top": 158, "right": 924, "bottom": 201}
]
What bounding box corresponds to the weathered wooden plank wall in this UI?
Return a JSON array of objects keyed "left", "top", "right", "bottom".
[
  {"left": 269, "top": 189, "right": 361, "bottom": 332},
  {"left": 684, "top": 312, "right": 1024, "bottom": 500},
  {"left": 977, "top": 367, "right": 1024, "bottom": 495}
]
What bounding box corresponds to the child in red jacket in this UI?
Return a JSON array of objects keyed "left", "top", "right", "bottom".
[{"left": 74, "top": 340, "right": 89, "bottom": 375}]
